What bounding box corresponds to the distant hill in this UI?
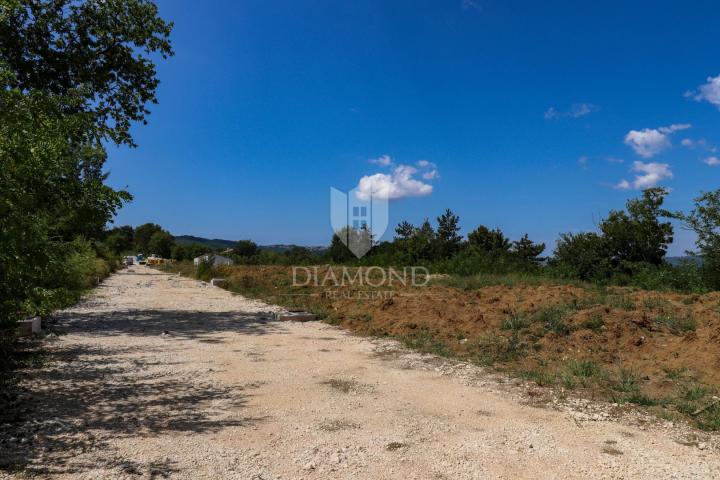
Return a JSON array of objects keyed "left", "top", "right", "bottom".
[
  {"left": 666, "top": 256, "right": 703, "bottom": 267},
  {"left": 173, "top": 235, "right": 327, "bottom": 254},
  {"left": 260, "top": 244, "right": 328, "bottom": 254},
  {"left": 173, "top": 235, "right": 235, "bottom": 250}
]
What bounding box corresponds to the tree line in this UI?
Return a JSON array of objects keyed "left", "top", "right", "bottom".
[{"left": 328, "top": 187, "right": 720, "bottom": 292}]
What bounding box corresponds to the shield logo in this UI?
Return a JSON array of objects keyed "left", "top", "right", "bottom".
[{"left": 330, "top": 186, "right": 389, "bottom": 258}]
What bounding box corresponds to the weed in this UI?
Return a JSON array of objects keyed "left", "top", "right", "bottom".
[
  {"left": 608, "top": 295, "right": 636, "bottom": 310},
  {"left": 501, "top": 311, "right": 531, "bottom": 331},
  {"left": 663, "top": 366, "right": 687, "bottom": 380},
  {"left": 519, "top": 369, "right": 555, "bottom": 387},
  {"left": 533, "top": 305, "right": 574, "bottom": 335},
  {"left": 643, "top": 297, "right": 671, "bottom": 309},
  {"left": 559, "top": 372, "right": 577, "bottom": 389},
  {"left": 614, "top": 368, "right": 639, "bottom": 393},
  {"left": 385, "top": 442, "right": 407, "bottom": 451},
  {"left": 654, "top": 311, "right": 697, "bottom": 335},
  {"left": 567, "top": 359, "right": 601, "bottom": 378},
  {"left": 471, "top": 333, "right": 526, "bottom": 365},
  {"left": 682, "top": 385, "right": 709, "bottom": 402},
  {"left": 696, "top": 403, "right": 720, "bottom": 431},
  {"left": 579, "top": 314, "right": 604, "bottom": 331},
  {"left": 400, "top": 330, "right": 453, "bottom": 357}
]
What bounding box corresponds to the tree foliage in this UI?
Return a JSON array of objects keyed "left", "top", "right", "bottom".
[
  {"left": 0, "top": 0, "right": 174, "bottom": 146},
  {"left": 0, "top": 0, "right": 173, "bottom": 355},
  {"left": 684, "top": 189, "right": 720, "bottom": 289}
]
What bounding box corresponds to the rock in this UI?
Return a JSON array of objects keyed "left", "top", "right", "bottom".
[
  {"left": 16, "top": 317, "right": 41, "bottom": 337},
  {"left": 210, "top": 278, "right": 228, "bottom": 287},
  {"left": 303, "top": 461, "right": 316, "bottom": 470},
  {"left": 275, "top": 311, "right": 316, "bottom": 322},
  {"left": 699, "top": 442, "right": 707, "bottom": 450}
]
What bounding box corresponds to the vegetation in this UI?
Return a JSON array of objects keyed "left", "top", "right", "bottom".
[{"left": 0, "top": 0, "right": 172, "bottom": 370}]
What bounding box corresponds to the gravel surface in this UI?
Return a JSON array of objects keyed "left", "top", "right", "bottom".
[{"left": 1, "top": 266, "right": 719, "bottom": 479}]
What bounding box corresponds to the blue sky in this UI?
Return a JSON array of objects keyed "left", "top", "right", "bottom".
[{"left": 106, "top": 0, "right": 720, "bottom": 254}]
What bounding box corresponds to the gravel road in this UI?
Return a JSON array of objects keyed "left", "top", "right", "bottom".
[{"left": 2, "top": 266, "right": 719, "bottom": 479}]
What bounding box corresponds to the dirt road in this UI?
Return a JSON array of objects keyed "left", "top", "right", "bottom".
[{"left": 2, "top": 266, "right": 719, "bottom": 479}]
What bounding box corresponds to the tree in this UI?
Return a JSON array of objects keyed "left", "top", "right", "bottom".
[
  {"left": 0, "top": 0, "right": 172, "bottom": 362},
  {"left": 435, "top": 209, "right": 462, "bottom": 257},
  {"left": 0, "top": 0, "right": 174, "bottom": 146},
  {"left": 600, "top": 187, "right": 676, "bottom": 267},
  {"left": 134, "top": 223, "right": 163, "bottom": 253},
  {"left": 394, "top": 221, "right": 415, "bottom": 240},
  {"left": 327, "top": 228, "right": 355, "bottom": 263},
  {"left": 234, "top": 240, "right": 259, "bottom": 257},
  {"left": 285, "top": 246, "right": 314, "bottom": 264},
  {"left": 467, "top": 226, "right": 511, "bottom": 253},
  {"left": 148, "top": 230, "right": 174, "bottom": 258},
  {"left": 552, "top": 232, "right": 609, "bottom": 280},
  {"left": 511, "top": 234, "right": 545, "bottom": 264},
  {"left": 684, "top": 189, "right": 720, "bottom": 288},
  {"left": 105, "top": 225, "right": 134, "bottom": 254}
]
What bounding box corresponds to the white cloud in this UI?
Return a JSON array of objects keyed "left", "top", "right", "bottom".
[
  {"left": 356, "top": 164, "right": 434, "bottom": 200},
  {"left": 416, "top": 160, "right": 439, "bottom": 179},
  {"left": 369, "top": 154, "right": 392, "bottom": 166},
  {"left": 544, "top": 103, "right": 598, "bottom": 120},
  {"left": 704, "top": 156, "right": 720, "bottom": 166},
  {"left": 623, "top": 124, "right": 691, "bottom": 158},
  {"left": 687, "top": 74, "right": 720, "bottom": 109},
  {"left": 616, "top": 161, "right": 673, "bottom": 190},
  {"left": 461, "top": 0, "right": 480, "bottom": 10}
]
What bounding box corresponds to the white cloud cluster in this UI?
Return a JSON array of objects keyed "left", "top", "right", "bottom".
[
  {"left": 686, "top": 74, "right": 720, "bottom": 109},
  {"left": 704, "top": 156, "right": 720, "bottom": 167},
  {"left": 369, "top": 154, "right": 392, "bottom": 166},
  {"left": 544, "top": 103, "right": 598, "bottom": 120},
  {"left": 356, "top": 156, "right": 439, "bottom": 200},
  {"left": 623, "top": 124, "right": 691, "bottom": 158},
  {"left": 616, "top": 161, "right": 673, "bottom": 190}
]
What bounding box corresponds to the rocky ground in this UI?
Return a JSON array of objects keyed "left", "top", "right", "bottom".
[{"left": 1, "top": 266, "right": 719, "bottom": 479}]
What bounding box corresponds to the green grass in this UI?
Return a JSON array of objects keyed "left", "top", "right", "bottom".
[
  {"left": 532, "top": 304, "right": 574, "bottom": 335},
  {"left": 614, "top": 368, "right": 640, "bottom": 393},
  {"left": 608, "top": 295, "right": 636, "bottom": 310},
  {"left": 578, "top": 314, "right": 604, "bottom": 331},
  {"left": 519, "top": 369, "right": 555, "bottom": 387},
  {"left": 682, "top": 384, "right": 710, "bottom": 402},
  {"left": 654, "top": 311, "right": 697, "bottom": 335},
  {"left": 399, "top": 330, "right": 453, "bottom": 357},
  {"left": 567, "top": 359, "right": 602, "bottom": 378},
  {"left": 643, "top": 297, "right": 672, "bottom": 309},
  {"left": 501, "top": 311, "right": 531, "bottom": 331}
]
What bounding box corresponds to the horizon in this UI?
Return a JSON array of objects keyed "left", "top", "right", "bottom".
[{"left": 106, "top": 0, "right": 720, "bottom": 255}]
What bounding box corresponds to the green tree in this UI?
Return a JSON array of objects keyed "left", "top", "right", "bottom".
[
  {"left": 134, "top": 223, "right": 163, "bottom": 253},
  {"left": 105, "top": 225, "right": 134, "bottom": 254},
  {"left": 148, "top": 230, "right": 174, "bottom": 258},
  {"left": 394, "top": 221, "right": 415, "bottom": 240},
  {"left": 327, "top": 227, "right": 357, "bottom": 263},
  {"left": 552, "top": 232, "right": 609, "bottom": 280},
  {"left": 684, "top": 189, "right": 720, "bottom": 289},
  {"left": 511, "top": 234, "right": 545, "bottom": 264},
  {"left": 285, "top": 246, "right": 314, "bottom": 264},
  {"left": 600, "top": 187, "right": 675, "bottom": 267},
  {"left": 467, "top": 226, "right": 511, "bottom": 253},
  {"left": 234, "top": 239, "right": 259, "bottom": 257},
  {"left": 0, "top": 0, "right": 174, "bottom": 146},
  {"left": 435, "top": 209, "right": 462, "bottom": 257}
]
